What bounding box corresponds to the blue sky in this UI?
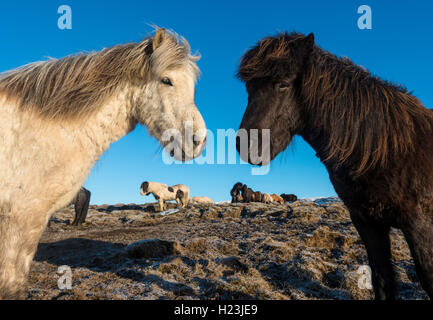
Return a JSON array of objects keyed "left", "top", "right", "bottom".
[{"left": 1, "top": 1, "right": 432, "bottom": 204}]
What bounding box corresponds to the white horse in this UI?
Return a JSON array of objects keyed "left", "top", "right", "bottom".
[
  {"left": 0, "top": 28, "right": 206, "bottom": 299},
  {"left": 191, "top": 196, "right": 213, "bottom": 204},
  {"left": 140, "top": 181, "right": 190, "bottom": 211}
]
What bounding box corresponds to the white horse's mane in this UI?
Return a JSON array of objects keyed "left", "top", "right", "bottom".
[{"left": 0, "top": 30, "right": 200, "bottom": 120}]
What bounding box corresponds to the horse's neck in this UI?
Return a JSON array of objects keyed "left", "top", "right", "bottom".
[
  {"left": 300, "top": 130, "right": 330, "bottom": 164},
  {"left": 298, "top": 54, "right": 344, "bottom": 166},
  {"left": 81, "top": 88, "right": 138, "bottom": 160},
  {"left": 298, "top": 100, "right": 340, "bottom": 167}
]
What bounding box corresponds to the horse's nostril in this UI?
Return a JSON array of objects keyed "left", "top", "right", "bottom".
[
  {"left": 236, "top": 135, "right": 241, "bottom": 152},
  {"left": 193, "top": 135, "right": 205, "bottom": 148}
]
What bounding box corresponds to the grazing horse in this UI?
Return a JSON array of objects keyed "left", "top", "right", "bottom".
[
  {"left": 262, "top": 193, "right": 273, "bottom": 204},
  {"left": 270, "top": 194, "right": 284, "bottom": 204},
  {"left": 253, "top": 190, "right": 263, "bottom": 202},
  {"left": 240, "top": 185, "right": 255, "bottom": 203},
  {"left": 0, "top": 28, "right": 206, "bottom": 299},
  {"left": 239, "top": 184, "right": 262, "bottom": 203},
  {"left": 236, "top": 32, "right": 433, "bottom": 299},
  {"left": 191, "top": 196, "right": 214, "bottom": 205},
  {"left": 71, "top": 187, "right": 91, "bottom": 226},
  {"left": 280, "top": 193, "right": 297, "bottom": 203}
]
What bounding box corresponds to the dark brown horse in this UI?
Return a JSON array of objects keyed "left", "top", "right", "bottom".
[
  {"left": 71, "top": 187, "right": 91, "bottom": 226},
  {"left": 230, "top": 182, "right": 244, "bottom": 203},
  {"left": 236, "top": 32, "right": 433, "bottom": 300},
  {"left": 280, "top": 193, "right": 297, "bottom": 203}
]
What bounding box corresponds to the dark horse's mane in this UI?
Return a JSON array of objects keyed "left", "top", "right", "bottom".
[{"left": 238, "top": 32, "right": 433, "bottom": 175}]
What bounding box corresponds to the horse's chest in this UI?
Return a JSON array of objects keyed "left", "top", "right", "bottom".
[{"left": 329, "top": 170, "right": 404, "bottom": 224}]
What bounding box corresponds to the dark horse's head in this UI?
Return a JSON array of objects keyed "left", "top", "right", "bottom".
[
  {"left": 236, "top": 32, "right": 314, "bottom": 165},
  {"left": 230, "top": 182, "right": 243, "bottom": 197}
]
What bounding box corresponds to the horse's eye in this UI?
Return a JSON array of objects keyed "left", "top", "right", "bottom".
[
  {"left": 161, "top": 77, "right": 173, "bottom": 86},
  {"left": 278, "top": 82, "right": 290, "bottom": 89}
]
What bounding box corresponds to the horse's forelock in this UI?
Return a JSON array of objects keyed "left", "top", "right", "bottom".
[
  {"left": 150, "top": 32, "right": 200, "bottom": 82},
  {"left": 237, "top": 32, "right": 303, "bottom": 82}
]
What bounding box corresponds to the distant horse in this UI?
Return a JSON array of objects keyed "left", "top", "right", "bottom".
[
  {"left": 240, "top": 184, "right": 262, "bottom": 203},
  {"left": 0, "top": 28, "right": 206, "bottom": 298},
  {"left": 230, "top": 182, "right": 244, "bottom": 203},
  {"left": 71, "top": 187, "right": 91, "bottom": 226},
  {"left": 262, "top": 193, "right": 273, "bottom": 204},
  {"left": 270, "top": 194, "right": 284, "bottom": 204},
  {"left": 240, "top": 185, "right": 255, "bottom": 202},
  {"left": 237, "top": 32, "right": 433, "bottom": 299},
  {"left": 140, "top": 182, "right": 190, "bottom": 211},
  {"left": 191, "top": 196, "right": 214, "bottom": 204},
  {"left": 280, "top": 194, "right": 297, "bottom": 203},
  {"left": 253, "top": 190, "right": 263, "bottom": 202}
]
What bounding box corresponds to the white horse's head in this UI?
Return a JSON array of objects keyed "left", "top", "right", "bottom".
[{"left": 134, "top": 29, "right": 207, "bottom": 161}]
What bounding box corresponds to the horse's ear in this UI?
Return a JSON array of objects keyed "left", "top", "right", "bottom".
[
  {"left": 153, "top": 28, "right": 166, "bottom": 51},
  {"left": 292, "top": 33, "right": 314, "bottom": 53},
  {"left": 289, "top": 33, "right": 314, "bottom": 65},
  {"left": 304, "top": 33, "right": 315, "bottom": 49}
]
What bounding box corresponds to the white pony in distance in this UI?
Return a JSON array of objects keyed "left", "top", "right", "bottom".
[{"left": 140, "top": 182, "right": 190, "bottom": 211}]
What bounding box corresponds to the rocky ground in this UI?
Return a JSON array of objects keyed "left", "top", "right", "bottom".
[{"left": 27, "top": 198, "right": 428, "bottom": 300}]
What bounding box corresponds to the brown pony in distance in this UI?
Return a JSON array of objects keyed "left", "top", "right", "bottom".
[{"left": 237, "top": 32, "right": 433, "bottom": 300}]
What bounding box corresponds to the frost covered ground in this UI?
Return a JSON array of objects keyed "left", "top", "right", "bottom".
[{"left": 27, "top": 199, "right": 427, "bottom": 300}]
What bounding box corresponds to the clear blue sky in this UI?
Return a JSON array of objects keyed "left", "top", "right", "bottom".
[{"left": 1, "top": 1, "right": 432, "bottom": 204}]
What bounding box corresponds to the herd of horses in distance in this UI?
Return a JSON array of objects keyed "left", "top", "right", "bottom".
[
  {"left": 71, "top": 182, "right": 298, "bottom": 224},
  {"left": 0, "top": 28, "right": 432, "bottom": 300},
  {"left": 230, "top": 182, "right": 297, "bottom": 204}
]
